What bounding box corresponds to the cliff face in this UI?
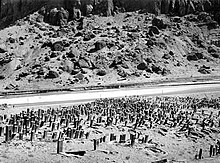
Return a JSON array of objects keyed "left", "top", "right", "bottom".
[
  {"left": 0, "top": 0, "right": 47, "bottom": 28},
  {"left": 112, "top": 0, "right": 220, "bottom": 16},
  {"left": 1, "top": 0, "right": 220, "bottom": 29},
  {"left": 69, "top": 0, "right": 220, "bottom": 14}
]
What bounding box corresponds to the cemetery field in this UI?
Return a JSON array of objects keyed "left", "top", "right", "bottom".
[{"left": 0, "top": 89, "right": 220, "bottom": 163}]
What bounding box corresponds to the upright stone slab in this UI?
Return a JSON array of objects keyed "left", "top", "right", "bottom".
[
  {"left": 213, "top": 147, "right": 216, "bottom": 156},
  {"left": 57, "top": 140, "right": 64, "bottom": 154},
  {"left": 5, "top": 125, "right": 13, "bottom": 142},
  {"left": 74, "top": 130, "right": 79, "bottom": 139},
  {"left": 0, "top": 127, "right": 4, "bottom": 137},
  {"left": 19, "top": 132, "right": 23, "bottom": 140},
  {"left": 79, "top": 130, "right": 84, "bottom": 138},
  {"left": 71, "top": 129, "right": 76, "bottom": 139},
  {"left": 130, "top": 134, "right": 135, "bottom": 146},
  {"left": 30, "top": 131, "right": 34, "bottom": 141},
  {"left": 0, "top": 116, "right": 3, "bottom": 121},
  {"left": 210, "top": 145, "right": 213, "bottom": 157},
  {"left": 103, "top": 136, "right": 106, "bottom": 142},
  {"left": 144, "top": 135, "right": 149, "bottom": 143},
  {"left": 66, "top": 119, "right": 69, "bottom": 128},
  {"left": 57, "top": 123, "right": 60, "bottom": 130},
  {"left": 119, "top": 134, "right": 126, "bottom": 143},
  {"left": 66, "top": 128, "right": 71, "bottom": 138},
  {"left": 110, "top": 133, "right": 114, "bottom": 141},
  {"left": 93, "top": 139, "right": 97, "bottom": 150},
  {"left": 90, "top": 120, "right": 94, "bottom": 127},
  {"left": 85, "top": 132, "right": 89, "bottom": 139},
  {"left": 52, "top": 132, "right": 58, "bottom": 140},
  {"left": 58, "top": 131, "right": 63, "bottom": 140},
  {"left": 43, "top": 130, "right": 47, "bottom": 139}
]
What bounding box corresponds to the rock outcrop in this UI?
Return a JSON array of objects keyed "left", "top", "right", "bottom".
[
  {"left": 0, "top": 0, "right": 48, "bottom": 28},
  {"left": 1, "top": 0, "right": 220, "bottom": 29}
]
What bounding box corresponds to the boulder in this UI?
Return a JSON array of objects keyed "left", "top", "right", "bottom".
[
  {"left": 151, "top": 64, "right": 163, "bottom": 74},
  {"left": 0, "top": 53, "right": 13, "bottom": 65},
  {"left": 79, "top": 59, "right": 90, "bottom": 68},
  {"left": 71, "top": 69, "right": 81, "bottom": 75},
  {"left": 152, "top": 16, "right": 169, "bottom": 29},
  {"left": 208, "top": 45, "right": 218, "bottom": 53},
  {"left": 117, "top": 68, "right": 127, "bottom": 78},
  {"left": 62, "top": 60, "right": 74, "bottom": 73},
  {"left": 0, "top": 75, "right": 5, "bottom": 80},
  {"left": 162, "top": 53, "right": 171, "bottom": 60},
  {"left": 198, "top": 12, "right": 210, "bottom": 22},
  {"left": 5, "top": 83, "right": 17, "bottom": 90},
  {"left": 198, "top": 66, "right": 211, "bottom": 74},
  {"left": 83, "top": 32, "right": 96, "bottom": 41},
  {"left": 50, "top": 51, "right": 60, "bottom": 58},
  {"left": 93, "top": 0, "right": 114, "bottom": 16},
  {"left": 137, "top": 62, "right": 148, "bottom": 70},
  {"left": 36, "top": 14, "right": 44, "bottom": 23},
  {"left": 172, "top": 16, "right": 182, "bottom": 23},
  {"left": 109, "top": 56, "right": 123, "bottom": 68},
  {"left": 0, "top": 44, "right": 7, "bottom": 53},
  {"left": 169, "top": 51, "right": 175, "bottom": 56},
  {"left": 75, "top": 73, "right": 84, "bottom": 80},
  {"left": 72, "top": 0, "right": 82, "bottom": 20},
  {"left": 49, "top": 8, "right": 59, "bottom": 25},
  {"left": 97, "top": 69, "right": 107, "bottom": 76},
  {"left": 73, "top": 8, "right": 82, "bottom": 20},
  {"left": 45, "top": 70, "right": 59, "bottom": 79},
  {"left": 210, "top": 53, "right": 220, "bottom": 58},
  {"left": 77, "top": 17, "right": 86, "bottom": 30},
  {"left": 38, "top": 6, "right": 46, "bottom": 16},
  {"left": 208, "top": 45, "right": 220, "bottom": 58},
  {"left": 149, "top": 26, "right": 160, "bottom": 36},
  {"left": 57, "top": 7, "right": 69, "bottom": 26},
  {"left": 105, "top": 0, "right": 114, "bottom": 16},
  {"left": 18, "top": 71, "right": 29, "bottom": 78},
  {"left": 67, "top": 48, "right": 80, "bottom": 58},
  {"left": 86, "top": 5, "right": 93, "bottom": 15},
  {"left": 43, "top": 7, "right": 69, "bottom": 26},
  {"left": 178, "top": 0, "right": 187, "bottom": 16},
  {"left": 95, "top": 40, "right": 107, "bottom": 51},
  {"left": 187, "top": 52, "right": 204, "bottom": 61},
  {"left": 53, "top": 41, "right": 64, "bottom": 51},
  {"left": 42, "top": 40, "right": 53, "bottom": 49},
  {"left": 121, "top": 61, "right": 129, "bottom": 69},
  {"left": 7, "top": 37, "right": 16, "bottom": 44},
  {"left": 162, "top": 68, "right": 171, "bottom": 76},
  {"left": 36, "top": 68, "right": 45, "bottom": 76}
]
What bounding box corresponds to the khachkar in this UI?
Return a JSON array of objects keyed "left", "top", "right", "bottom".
[{"left": 0, "top": 96, "right": 220, "bottom": 161}]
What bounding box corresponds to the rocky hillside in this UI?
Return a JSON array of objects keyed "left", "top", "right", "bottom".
[{"left": 0, "top": 0, "right": 220, "bottom": 91}]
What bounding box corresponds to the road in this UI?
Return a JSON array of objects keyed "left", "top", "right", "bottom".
[{"left": 0, "top": 82, "right": 220, "bottom": 107}]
